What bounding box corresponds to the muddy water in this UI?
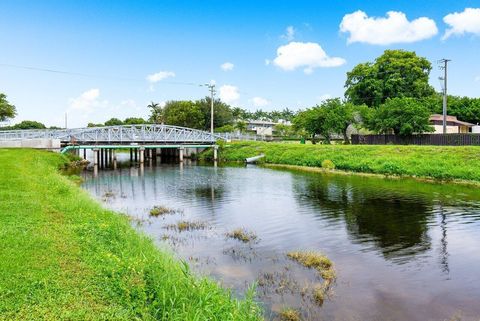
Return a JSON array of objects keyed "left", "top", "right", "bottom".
[{"left": 81, "top": 159, "right": 480, "bottom": 321}]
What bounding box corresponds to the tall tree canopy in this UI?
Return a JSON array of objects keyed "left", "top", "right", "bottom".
[
  {"left": 363, "top": 97, "right": 433, "bottom": 136},
  {"left": 0, "top": 93, "right": 16, "bottom": 122},
  {"left": 161, "top": 100, "right": 205, "bottom": 129},
  {"left": 345, "top": 50, "right": 435, "bottom": 107},
  {"left": 196, "top": 97, "right": 234, "bottom": 130}
]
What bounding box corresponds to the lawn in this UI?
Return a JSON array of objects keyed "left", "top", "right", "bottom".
[
  {"left": 201, "top": 141, "right": 480, "bottom": 182},
  {"left": 0, "top": 149, "right": 262, "bottom": 320}
]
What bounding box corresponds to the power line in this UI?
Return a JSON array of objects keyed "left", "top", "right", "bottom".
[{"left": 0, "top": 63, "right": 201, "bottom": 87}]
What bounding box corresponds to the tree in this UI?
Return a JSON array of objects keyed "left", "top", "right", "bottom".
[
  {"left": 87, "top": 122, "right": 103, "bottom": 127},
  {"left": 345, "top": 50, "right": 435, "bottom": 107},
  {"left": 11, "top": 120, "right": 46, "bottom": 130},
  {"left": 234, "top": 120, "right": 247, "bottom": 132},
  {"left": 123, "top": 117, "right": 147, "bottom": 125},
  {"left": 196, "top": 97, "right": 234, "bottom": 130},
  {"left": 293, "top": 105, "right": 330, "bottom": 143},
  {"left": 147, "top": 101, "right": 163, "bottom": 124},
  {"left": 366, "top": 97, "right": 433, "bottom": 136},
  {"left": 0, "top": 93, "right": 16, "bottom": 122},
  {"left": 293, "top": 99, "right": 361, "bottom": 143},
  {"left": 161, "top": 100, "right": 205, "bottom": 129},
  {"left": 104, "top": 118, "right": 124, "bottom": 126}
]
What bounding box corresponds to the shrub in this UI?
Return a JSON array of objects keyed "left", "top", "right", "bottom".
[{"left": 321, "top": 159, "right": 335, "bottom": 170}]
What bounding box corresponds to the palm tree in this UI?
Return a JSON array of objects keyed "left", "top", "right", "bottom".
[{"left": 147, "top": 102, "right": 163, "bottom": 124}]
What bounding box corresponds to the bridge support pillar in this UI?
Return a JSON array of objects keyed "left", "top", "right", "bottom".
[
  {"left": 179, "top": 147, "right": 184, "bottom": 162},
  {"left": 113, "top": 150, "right": 117, "bottom": 170},
  {"left": 134, "top": 148, "right": 138, "bottom": 162},
  {"left": 213, "top": 145, "right": 218, "bottom": 161},
  {"left": 129, "top": 148, "right": 133, "bottom": 162},
  {"left": 93, "top": 148, "right": 99, "bottom": 166},
  {"left": 83, "top": 148, "right": 87, "bottom": 160},
  {"left": 139, "top": 147, "right": 145, "bottom": 164}
]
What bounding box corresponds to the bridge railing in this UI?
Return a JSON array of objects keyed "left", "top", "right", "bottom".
[{"left": 0, "top": 124, "right": 218, "bottom": 144}]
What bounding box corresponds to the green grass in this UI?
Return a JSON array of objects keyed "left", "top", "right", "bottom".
[
  {"left": 201, "top": 141, "right": 480, "bottom": 182},
  {"left": 0, "top": 149, "right": 262, "bottom": 321}
]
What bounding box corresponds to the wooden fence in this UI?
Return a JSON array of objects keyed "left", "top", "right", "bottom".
[{"left": 351, "top": 134, "right": 480, "bottom": 146}]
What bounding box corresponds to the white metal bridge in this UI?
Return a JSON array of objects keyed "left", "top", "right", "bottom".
[{"left": 0, "top": 124, "right": 219, "bottom": 145}]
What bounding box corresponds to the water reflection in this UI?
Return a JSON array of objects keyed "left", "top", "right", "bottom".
[{"left": 293, "top": 175, "right": 434, "bottom": 262}]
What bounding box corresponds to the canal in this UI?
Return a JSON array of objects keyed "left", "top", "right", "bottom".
[{"left": 81, "top": 159, "right": 480, "bottom": 321}]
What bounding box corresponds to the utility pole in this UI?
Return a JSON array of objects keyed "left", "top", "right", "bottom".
[
  {"left": 439, "top": 59, "right": 451, "bottom": 134},
  {"left": 205, "top": 84, "right": 216, "bottom": 135}
]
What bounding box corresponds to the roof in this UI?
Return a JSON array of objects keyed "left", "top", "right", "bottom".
[{"left": 429, "top": 114, "right": 475, "bottom": 127}]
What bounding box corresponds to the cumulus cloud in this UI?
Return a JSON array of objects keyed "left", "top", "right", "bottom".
[
  {"left": 220, "top": 62, "right": 234, "bottom": 71},
  {"left": 251, "top": 97, "right": 270, "bottom": 107},
  {"left": 443, "top": 8, "right": 480, "bottom": 39},
  {"left": 340, "top": 10, "right": 438, "bottom": 45},
  {"left": 281, "top": 26, "right": 296, "bottom": 41},
  {"left": 272, "top": 42, "right": 345, "bottom": 74},
  {"left": 68, "top": 88, "right": 107, "bottom": 114},
  {"left": 219, "top": 85, "right": 240, "bottom": 104},
  {"left": 146, "top": 71, "right": 175, "bottom": 83}
]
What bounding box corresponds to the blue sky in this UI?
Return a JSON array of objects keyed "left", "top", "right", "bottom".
[{"left": 1, "top": 0, "right": 480, "bottom": 127}]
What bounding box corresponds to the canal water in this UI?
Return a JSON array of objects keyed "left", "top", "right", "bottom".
[{"left": 81, "top": 159, "right": 480, "bottom": 321}]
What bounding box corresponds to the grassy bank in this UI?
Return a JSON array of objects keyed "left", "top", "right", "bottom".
[
  {"left": 0, "top": 149, "right": 262, "bottom": 320},
  {"left": 201, "top": 141, "right": 480, "bottom": 183}
]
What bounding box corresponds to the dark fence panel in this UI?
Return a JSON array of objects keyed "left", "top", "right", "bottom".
[{"left": 351, "top": 134, "right": 480, "bottom": 146}]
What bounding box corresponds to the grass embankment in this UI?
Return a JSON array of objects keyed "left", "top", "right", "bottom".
[
  {"left": 0, "top": 149, "right": 262, "bottom": 320},
  {"left": 201, "top": 141, "right": 480, "bottom": 183}
]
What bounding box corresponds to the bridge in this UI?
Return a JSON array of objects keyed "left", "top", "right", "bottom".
[{"left": 0, "top": 124, "right": 221, "bottom": 166}]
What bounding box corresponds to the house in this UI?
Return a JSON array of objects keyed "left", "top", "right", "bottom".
[
  {"left": 246, "top": 120, "right": 277, "bottom": 136},
  {"left": 429, "top": 114, "right": 475, "bottom": 134}
]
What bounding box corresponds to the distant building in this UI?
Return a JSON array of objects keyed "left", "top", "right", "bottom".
[
  {"left": 429, "top": 114, "right": 474, "bottom": 134},
  {"left": 246, "top": 120, "right": 277, "bottom": 136}
]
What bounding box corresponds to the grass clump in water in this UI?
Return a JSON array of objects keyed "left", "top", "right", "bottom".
[
  {"left": 279, "top": 308, "right": 301, "bottom": 321},
  {"left": 168, "top": 220, "right": 208, "bottom": 232},
  {"left": 149, "top": 205, "right": 178, "bottom": 216},
  {"left": 286, "top": 251, "right": 334, "bottom": 279},
  {"left": 226, "top": 228, "right": 258, "bottom": 243}
]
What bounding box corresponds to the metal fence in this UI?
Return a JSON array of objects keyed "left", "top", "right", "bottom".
[{"left": 351, "top": 134, "right": 480, "bottom": 146}]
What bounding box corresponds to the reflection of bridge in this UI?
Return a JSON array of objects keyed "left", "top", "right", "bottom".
[{"left": 0, "top": 124, "right": 219, "bottom": 166}]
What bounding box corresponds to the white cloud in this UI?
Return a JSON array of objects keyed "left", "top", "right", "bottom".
[
  {"left": 251, "top": 97, "right": 270, "bottom": 107},
  {"left": 443, "top": 8, "right": 480, "bottom": 39},
  {"left": 220, "top": 62, "right": 234, "bottom": 71},
  {"left": 68, "top": 88, "right": 107, "bottom": 113},
  {"left": 219, "top": 85, "right": 240, "bottom": 104},
  {"left": 272, "top": 42, "right": 345, "bottom": 74},
  {"left": 340, "top": 10, "right": 438, "bottom": 45},
  {"left": 146, "top": 71, "right": 175, "bottom": 83},
  {"left": 281, "top": 26, "right": 296, "bottom": 41}
]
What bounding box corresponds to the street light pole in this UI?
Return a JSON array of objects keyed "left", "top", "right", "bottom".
[{"left": 439, "top": 58, "right": 451, "bottom": 134}]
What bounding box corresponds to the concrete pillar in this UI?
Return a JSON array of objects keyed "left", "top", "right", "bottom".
[
  {"left": 139, "top": 147, "right": 145, "bottom": 164},
  {"left": 213, "top": 145, "right": 218, "bottom": 161},
  {"left": 93, "top": 148, "right": 99, "bottom": 166},
  {"left": 134, "top": 148, "right": 138, "bottom": 162},
  {"left": 100, "top": 149, "right": 104, "bottom": 168},
  {"left": 179, "top": 147, "right": 184, "bottom": 162},
  {"left": 113, "top": 150, "right": 117, "bottom": 170},
  {"left": 83, "top": 148, "right": 87, "bottom": 160},
  {"left": 130, "top": 148, "right": 133, "bottom": 162}
]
